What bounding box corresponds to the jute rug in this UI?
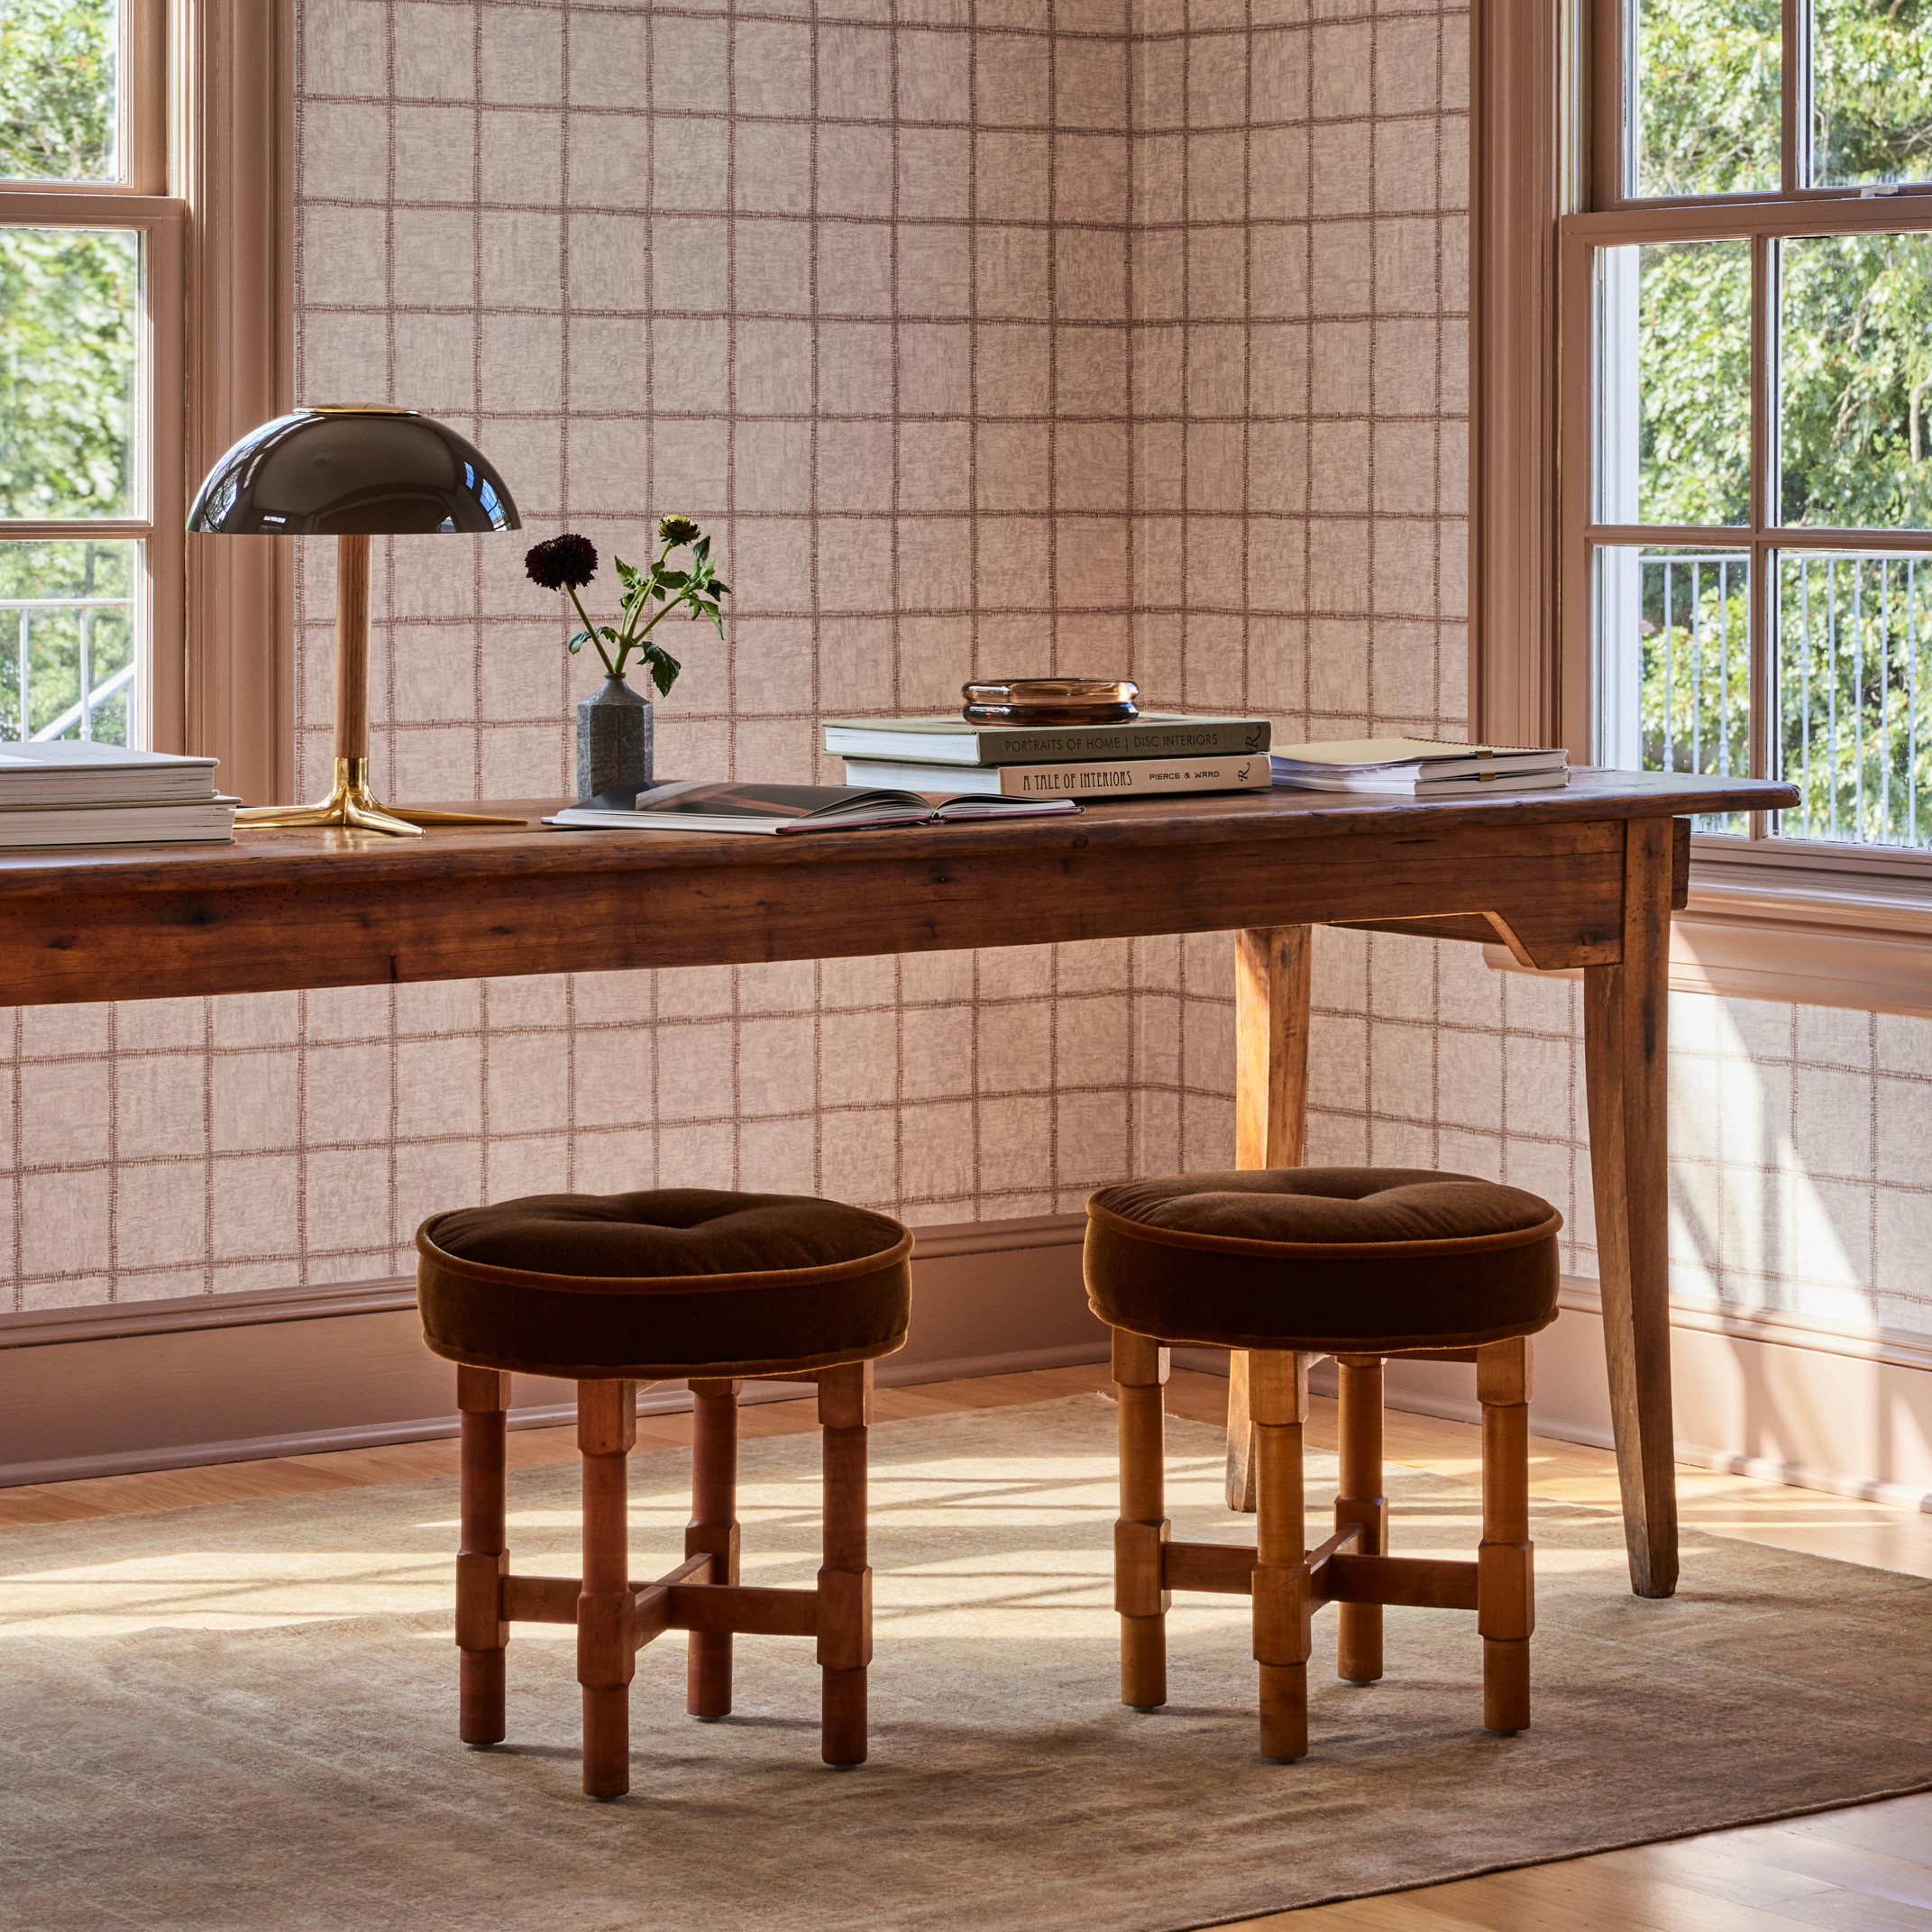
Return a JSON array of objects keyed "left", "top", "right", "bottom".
[{"left": 1, "top": 1396, "right": 1928, "bottom": 1932}]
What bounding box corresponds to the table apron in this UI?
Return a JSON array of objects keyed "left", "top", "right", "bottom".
[{"left": 0, "top": 819, "right": 1630, "bottom": 1004}]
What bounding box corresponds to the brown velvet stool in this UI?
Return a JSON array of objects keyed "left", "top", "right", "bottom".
[
  {"left": 1085, "top": 1167, "right": 1561, "bottom": 1761},
  {"left": 415, "top": 1187, "right": 913, "bottom": 1799}
]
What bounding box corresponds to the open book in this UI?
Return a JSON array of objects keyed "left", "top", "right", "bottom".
[{"left": 545, "top": 780, "right": 1082, "bottom": 836}]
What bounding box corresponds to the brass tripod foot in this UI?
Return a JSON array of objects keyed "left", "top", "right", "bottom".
[{"left": 233, "top": 759, "right": 526, "bottom": 837}]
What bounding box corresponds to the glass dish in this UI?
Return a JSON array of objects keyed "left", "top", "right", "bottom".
[{"left": 962, "top": 678, "right": 1140, "bottom": 725}]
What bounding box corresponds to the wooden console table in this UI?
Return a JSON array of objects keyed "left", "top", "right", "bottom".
[{"left": 0, "top": 769, "right": 1792, "bottom": 1596}]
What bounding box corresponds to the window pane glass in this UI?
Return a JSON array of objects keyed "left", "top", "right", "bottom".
[
  {"left": 1597, "top": 544, "right": 1752, "bottom": 832},
  {"left": 1781, "top": 233, "right": 1932, "bottom": 529},
  {"left": 0, "top": 0, "right": 119, "bottom": 183},
  {"left": 1813, "top": 0, "right": 1932, "bottom": 188},
  {"left": 0, "top": 538, "right": 140, "bottom": 745},
  {"left": 1777, "top": 550, "right": 1932, "bottom": 845},
  {"left": 0, "top": 225, "right": 139, "bottom": 519},
  {"left": 1634, "top": 0, "right": 1780, "bottom": 197},
  {"left": 1597, "top": 241, "right": 1752, "bottom": 526}
]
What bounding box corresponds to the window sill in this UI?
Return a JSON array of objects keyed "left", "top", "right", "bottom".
[{"left": 1486, "top": 838, "right": 1932, "bottom": 1016}]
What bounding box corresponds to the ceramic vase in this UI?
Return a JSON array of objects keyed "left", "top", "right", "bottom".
[{"left": 576, "top": 673, "right": 654, "bottom": 805}]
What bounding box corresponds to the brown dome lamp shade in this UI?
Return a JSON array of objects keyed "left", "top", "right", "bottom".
[{"left": 188, "top": 406, "right": 524, "bottom": 837}]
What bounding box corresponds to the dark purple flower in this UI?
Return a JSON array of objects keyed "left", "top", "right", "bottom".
[{"left": 524, "top": 533, "right": 598, "bottom": 591}]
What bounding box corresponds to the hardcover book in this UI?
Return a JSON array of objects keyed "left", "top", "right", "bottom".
[
  {"left": 0, "top": 796, "right": 239, "bottom": 847},
  {"left": 822, "top": 713, "right": 1272, "bottom": 765},
  {"left": 0, "top": 742, "right": 220, "bottom": 806},
  {"left": 839, "top": 753, "right": 1272, "bottom": 798}
]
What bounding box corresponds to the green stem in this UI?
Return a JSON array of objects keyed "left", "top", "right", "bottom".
[
  {"left": 606, "top": 544, "right": 677, "bottom": 675},
  {"left": 564, "top": 582, "right": 616, "bottom": 675},
  {"left": 631, "top": 592, "right": 694, "bottom": 645}
]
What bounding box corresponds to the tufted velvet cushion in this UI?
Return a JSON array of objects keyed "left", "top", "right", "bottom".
[
  {"left": 1085, "top": 1167, "right": 1561, "bottom": 1353},
  {"left": 417, "top": 1188, "right": 913, "bottom": 1379}
]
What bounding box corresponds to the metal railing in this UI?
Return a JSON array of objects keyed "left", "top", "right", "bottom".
[
  {"left": 0, "top": 596, "right": 136, "bottom": 744},
  {"left": 1639, "top": 551, "right": 1751, "bottom": 781},
  {"left": 1779, "top": 553, "right": 1932, "bottom": 848}
]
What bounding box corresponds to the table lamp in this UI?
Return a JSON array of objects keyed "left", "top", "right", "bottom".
[{"left": 188, "top": 405, "right": 525, "bottom": 837}]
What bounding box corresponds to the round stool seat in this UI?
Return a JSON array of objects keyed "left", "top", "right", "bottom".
[
  {"left": 1085, "top": 1167, "right": 1561, "bottom": 1353},
  {"left": 417, "top": 1188, "right": 913, "bottom": 1379}
]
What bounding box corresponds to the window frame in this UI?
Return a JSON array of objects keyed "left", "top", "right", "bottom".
[
  {"left": 1475, "top": 0, "right": 1932, "bottom": 996},
  {"left": 0, "top": 0, "right": 293, "bottom": 800}
]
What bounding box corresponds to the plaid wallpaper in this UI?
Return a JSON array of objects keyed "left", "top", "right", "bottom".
[{"left": 6, "top": 0, "right": 1925, "bottom": 1343}]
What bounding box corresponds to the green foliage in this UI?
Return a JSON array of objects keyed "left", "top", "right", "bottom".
[
  {"left": 559, "top": 521, "right": 730, "bottom": 697},
  {"left": 1635, "top": 0, "right": 1781, "bottom": 196},
  {"left": 0, "top": 0, "right": 115, "bottom": 181},
  {"left": 1781, "top": 233, "right": 1932, "bottom": 527},
  {"left": 1635, "top": 242, "right": 1753, "bottom": 526},
  {"left": 1814, "top": 0, "right": 1932, "bottom": 187},
  {"left": 0, "top": 225, "right": 137, "bottom": 518},
  {"left": 1, "top": 3, "right": 133, "bottom": 523}
]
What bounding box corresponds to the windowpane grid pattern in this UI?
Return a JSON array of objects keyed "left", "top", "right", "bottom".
[
  {"left": 1586, "top": 1, "right": 1932, "bottom": 854},
  {"left": 1, "top": 0, "right": 1483, "bottom": 1312}
]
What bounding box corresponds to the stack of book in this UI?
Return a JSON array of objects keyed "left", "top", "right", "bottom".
[
  {"left": 1268, "top": 738, "right": 1570, "bottom": 796},
  {"left": 0, "top": 743, "right": 236, "bottom": 847},
  {"left": 826, "top": 712, "right": 1274, "bottom": 798}
]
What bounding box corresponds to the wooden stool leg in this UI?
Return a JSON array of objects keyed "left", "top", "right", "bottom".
[
  {"left": 686, "top": 1378, "right": 742, "bottom": 1720},
  {"left": 817, "top": 1360, "right": 873, "bottom": 1768},
  {"left": 576, "top": 1378, "right": 637, "bottom": 1799},
  {"left": 1334, "top": 1354, "right": 1387, "bottom": 1686},
  {"left": 456, "top": 1365, "right": 512, "bottom": 1746},
  {"left": 1112, "top": 1326, "right": 1171, "bottom": 1711},
  {"left": 1251, "top": 1349, "right": 1310, "bottom": 1762},
  {"left": 1478, "top": 1337, "right": 1534, "bottom": 1734}
]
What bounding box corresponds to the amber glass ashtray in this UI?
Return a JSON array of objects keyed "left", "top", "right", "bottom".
[{"left": 962, "top": 678, "right": 1140, "bottom": 726}]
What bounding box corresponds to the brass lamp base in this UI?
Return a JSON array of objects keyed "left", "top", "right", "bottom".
[{"left": 233, "top": 758, "right": 527, "bottom": 838}]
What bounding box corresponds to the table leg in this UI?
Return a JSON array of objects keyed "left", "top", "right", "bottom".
[
  {"left": 1227, "top": 926, "right": 1314, "bottom": 1513},
  {"left": 1582, "top": 816, "right": 1679, "bottom": 1599}
]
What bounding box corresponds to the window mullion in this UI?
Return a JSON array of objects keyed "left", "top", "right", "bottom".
[
  {"left": 1750, "top": 231, "right": 1777, "bottom": 835},
  {"left": 125, "top": 0, "right": 171, "bottom": 197},
  {"left": 1781, "top": 0, "right": 1812, "bottom": 193}
]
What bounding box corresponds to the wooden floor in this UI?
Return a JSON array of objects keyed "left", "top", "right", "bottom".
[{"left": 3, "top": 1362, "right": 1927, "bottom": 1928}]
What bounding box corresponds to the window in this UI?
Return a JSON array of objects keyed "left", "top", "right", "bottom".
[
  {"left": 0, "top": 0, "right": 179, "bottom": 751},
  {"left": 1560, "top": 0, "right": 1932, "bottom": 865},
  {"left": 0, "top": 1, "right": 291, "bottom": 799}
]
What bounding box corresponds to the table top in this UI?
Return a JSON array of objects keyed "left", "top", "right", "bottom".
[
  {"left": 0, "top": 769, "right": 1796, "bottom": 901},
  {"left": 0, "top": 769, "right": 1798, "bottom": 1005}
]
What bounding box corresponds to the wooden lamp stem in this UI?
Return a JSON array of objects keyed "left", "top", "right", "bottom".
[
  {"left": 233, "top": 528, "right": 520, "bottom": 835},
  {"left": 334, "top": 531, "right": 371, "bottom": 764}
]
